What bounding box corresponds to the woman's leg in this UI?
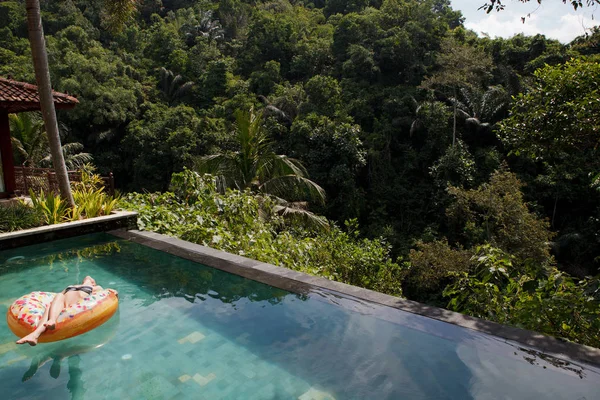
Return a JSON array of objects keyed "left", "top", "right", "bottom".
[
  {"left": 16, "top": 299, "right": 52, "bottom": 346},
  {"left": 44, "top": 292, "right": 66, "bottom": 329}
]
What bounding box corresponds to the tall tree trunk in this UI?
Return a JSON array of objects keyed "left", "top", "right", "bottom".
[
  {"left": 452, "top": 86, "right": 457, "bottom": 147},
  {"left": 25, "top": 0, "right": 74, "bottom": 207},
  {"left": 552, "top": 193, "right": 558, "bottom": 229}
]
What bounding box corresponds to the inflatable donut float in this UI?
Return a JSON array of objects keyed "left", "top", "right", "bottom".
[{"left": 6, "top": 289, "right": 118, "bottom": 343}]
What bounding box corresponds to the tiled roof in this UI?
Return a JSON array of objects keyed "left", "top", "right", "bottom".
[{"left": 0, "top": 77, "right": 79, "bottom": 113}]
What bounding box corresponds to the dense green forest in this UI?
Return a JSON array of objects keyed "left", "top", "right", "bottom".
[{"left": 3, "top": 0, "right": 600, "bottom": 345}]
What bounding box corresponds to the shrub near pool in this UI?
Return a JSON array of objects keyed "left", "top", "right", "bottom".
[
  {"left": 121, "top": 170, "right": 404, "bottom": 296},
  {"left": 0, "top": 202, "right": 42, "bottom": 233}
]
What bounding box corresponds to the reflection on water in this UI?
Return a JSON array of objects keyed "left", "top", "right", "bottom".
[
  {"left": 517, "top": 346, "right": 588, "bottom": 379},
  {"left": 66, "top": 355, "right": 84, "bottom": 400},
  {"left": 0, "top": 234, "right": 598, "bottom": 400},
  {"left": 18, "top": 311, "right": 119, "bottom": 383}
]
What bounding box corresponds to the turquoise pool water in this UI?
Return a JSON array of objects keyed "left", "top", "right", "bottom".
[{"left": 0, "top": 233, "right": 598, "bottom": 400}]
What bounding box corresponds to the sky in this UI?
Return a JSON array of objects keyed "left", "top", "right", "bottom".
[{"left": 451, "top": 0, "right": 598, "bottom": 43}]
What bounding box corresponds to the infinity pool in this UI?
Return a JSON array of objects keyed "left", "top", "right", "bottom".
[{"left": 0, "top": 233, "right": 598, "bottom": 399}]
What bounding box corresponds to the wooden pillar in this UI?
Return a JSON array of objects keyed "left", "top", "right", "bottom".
[
  {"left": 0, "top": 111, "right": 16, "bottom": 196},
  {"left": 109, "top": 172, "right": 115, "bottom": 196}
]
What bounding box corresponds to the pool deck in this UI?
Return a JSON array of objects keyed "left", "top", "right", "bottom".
[{"left": 109, "top": 229, "right": 600, "bottom": 368}]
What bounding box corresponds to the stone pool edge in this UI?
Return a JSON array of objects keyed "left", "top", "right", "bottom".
[
  {"left": 109, "top": 229, "right": 600, "bottom": 367},
  {"left": 0, "top": 211, "right": 137, "bottom": 250}
]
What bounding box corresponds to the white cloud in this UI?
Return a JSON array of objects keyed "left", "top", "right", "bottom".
[
  {"left": 452, "top": 0, "right": 598, "bottom": 43},
  {"left": 546, "top": 13, "right": 596, "bottom": 43},
  {"left": 465, "top": 13, "right": 546, "bottom": 39}
]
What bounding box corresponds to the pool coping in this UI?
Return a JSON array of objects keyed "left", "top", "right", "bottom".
[
  {"left": 109, "top": 229, "right": 600, "bottom": 367},
  {"left": 0, "top": 211, "right": 137, "bottom": 250}
]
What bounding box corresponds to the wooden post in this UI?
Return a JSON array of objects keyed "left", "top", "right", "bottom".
[
  {"left": 23, "top": 166, "right": 29, "bottom": 195},
  {"left": 0, "top": 111, "right": 16, "bottom": 197},
  {"left": 47, "top": 169, "right": 53, "bottom": 193},
  {"left": 109, "top": 172, "right": 115, "bottom": 196}
]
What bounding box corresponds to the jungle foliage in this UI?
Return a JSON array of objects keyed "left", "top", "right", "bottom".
[
  {"left": 121, "top": 170, "right": 403, "bottom": 296},
  {"left": 2, "top": 0, "right": 600, "bottom": 346}
]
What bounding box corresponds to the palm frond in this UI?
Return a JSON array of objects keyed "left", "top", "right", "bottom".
[
  {"left": 174, "top": 81, "right": 193, "bottom": 100},
  {"left": 64, "top": 153, "right": 94, "bottom": 170},
  {"left": 159, "top": 67, "right": 173, "bottom": 95},
  {"left": 273, "top": 203, "right": 329, "bottom": 230},
  {"left": 257, "top": 154, "right": 308, "bottom": 182},
  {"left": 264, "top": 104, "right": 292, "bottom": 125},
  {"left": 409, "top": 96, "right": 419, "bottom": 112},
  {"left": 41, "top": 142, "right": 91, "bottom": 170},
  {"left": 448, "top": 97, "right": 469, "bottom": 113},
  {"left": 170, "top": 75, "right": 185, "bottom": 97},
  {"left": 195, "top": 154, "right": 235, "bottom": 173},
  {"left": 455, "top": 109, "right": 471, "bottom": 119},
  {"left": 465, "top": 117, "right": 481, "bottom": 128},
  {"left": 459, "top": 87, "right": 482, "bottom": 117},
  {"left": 10, "top": 137, "right": 28, "bottom": 162},
  {"left": 480, "top": 86, "right": 508, "bottom": 122},
  {"left": 234, "top": 109, "right": 252, "bottom": 151},
  {"left": 97, "top": 129, "right": 117, "bottom": 143},
  {"left": 410, "top": 119, "right": 423, "bottom": 136},
  {"left": 489, "top": 103, "right": 507, "bottom": 121},
  {"left": 195, "top": 154, "right": 244, "bottom": 190},
  {"left": 61, "top": 142, "right": 85, "bottom": 154},
  {"left": 199, "top": 107, "right": 327, "bottom": 207},
  {"left": 234, "top": 108, "right": 271, "bottom": 186},
  {"left": 29, "top": 129, "right": 49, "bottom": 166},
  {"left": 260, "top": 175, "right": 326, "bottom": 205},
  {"left": 159, "top": 67, "right": 194, "bottom": 105},
  {"left": 9, "top": 112, "right": 48, "bottom": 166}
]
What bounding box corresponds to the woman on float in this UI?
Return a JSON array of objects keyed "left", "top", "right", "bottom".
[{"left": 16, "top": 276, "right": 104, "bottom": 346}]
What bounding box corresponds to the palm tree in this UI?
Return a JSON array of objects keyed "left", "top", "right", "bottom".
[
  {"left": 449, "top": 86, "right": 508, "bottom": 146},
  {"left": 449, "top": 86, "right": 508, "bottom": 131},
  {"left": 24, "top": 0, "right": 136, "bottom": 207},
  {"left": 182, "top": 10, "right": 225, "bottom": 46},
  {"left": 25, "top": 0, "right": 74, "bottom": 206},
  {"left": 10, "top": 113, "right": 93, "bottom": 170},
  {"left": 196, "top": 108, "right": 327, "bottom": 228},
  {"left": 8, "top": 113, "right": 47, "bottom": 167},
  {"left": 41, "top": 143, "right": 93, "bottom": 170},
  {"left": 159, "top": 67, "right": 194, "bottom": 106},
  {"left": 420, "top": 37, "right": 493, "bottom": 147}
]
